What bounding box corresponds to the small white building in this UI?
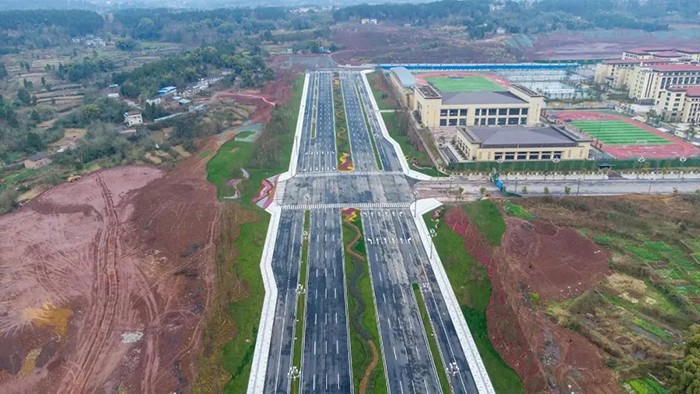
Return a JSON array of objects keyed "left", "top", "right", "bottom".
[{"left": 124, "top": 111, "right": 143, "bottom": 127}]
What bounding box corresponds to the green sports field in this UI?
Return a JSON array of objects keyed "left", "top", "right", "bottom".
[
  {"left": 570, "top": 120, "right": 670, "bottom": 146},
  {"left": 425, "top": 76, "right": 506, "bottom": 93}
]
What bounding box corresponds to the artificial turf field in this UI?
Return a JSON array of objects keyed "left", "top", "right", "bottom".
[
  {"left": 425, "top": 76, "right": 506, "bottom": 93},
  {"left": 570, "top": 120, "right": 670, "bottom": 146}
]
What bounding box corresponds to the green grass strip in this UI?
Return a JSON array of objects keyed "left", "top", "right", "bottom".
[
  {"left": 291, "top": 210, "right": 311, "bottom": 394},
  {"left": 355, "top": 84, "right": 384, "bottom": 170},
  {"left": 411, "top": 283, "right": 451, "bottom": 394},
  {"left": 343, "top": 211, "right": 388, "bottom": 393},
  {"left": 311, "top": 75, "right": 319, "bottom": 139},
  {"left": 367, "top": 71, "right": 396, "bottom": 110},
  {"left": 334, "top": 74, "right": 351, "bottom": 166},
  {"left": 463, "top": 200, "right": 506, "bottom": 247},
  {"left": 423, "top": 211, "right": 524, "bottom": 393}
]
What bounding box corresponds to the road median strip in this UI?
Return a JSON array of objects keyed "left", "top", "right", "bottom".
[
  {"left": 412, "top": 282, "right": 452, "bottom": 394},
  {"left": 290, "top": 210, "right": 310, "bottom": 394},
  {"left": 341, "top": 208, "right": 388, "bottom": 394}
]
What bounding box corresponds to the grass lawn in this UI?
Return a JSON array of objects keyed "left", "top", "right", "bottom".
[
  {"left": 463, "top": 200, "right": 507, "bottom": 247},
  {"left": 221, "top": 212, "right": 268, "bottom": 393},
  {"left": 425, "top": 76, "right": 506, "bottom": 93},
  {"left": 381, "top": 112, "right": 447, "bottom": 177},
  {"left": 626, "top": 377, "right": 669, "bottom": 394},
  {"left": 367, "top": 71, "right": 397, "bottom": 110},
  {"left": 424, "top": 211, "right": 523, "bottom": 394},
  {"left": 202, "top": 74, "right": 305, "bottom": 393},
  {"left": 570, "top": 120, "right": 670, "bottom": 146},
  {"left": 343, "top": 212, "right": 387, "bottom": 393}
]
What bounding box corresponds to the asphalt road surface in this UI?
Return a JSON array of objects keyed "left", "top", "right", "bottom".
[
  {"left": 300, "top": 208, "right": 352, "bottom": 393},
  {"left": 362, "top": 209, "right": 479, "bottom": 394},
  {"left": 264, "top": 70, "right": 484, "bottom": 394},
  {"left": 263, "top": 210, "right": 305, "bottom": 393},
  {"left": 298, "top": 72, "right": 337, "bottom": 173}
]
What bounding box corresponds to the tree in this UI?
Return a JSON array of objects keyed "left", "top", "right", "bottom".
[
  {"left": 669, "top": 324, "right": 700, "bottom": 393},
  {"left": 135, "top": 17, "right": 159, "bottom": 40},
  {"left": 41, "top": 76, "right": 46, "bottom": 87},
  {"left": 23, "top": 79, "right": 33, "bottom": 89},
  {"left": 30, "top": 109, "right": 41, "bottom": 123},
  {"left": 115, "top": 37, "right": 139, "bottom": 51},
  {"left": 0, "top": 188, "right": 18, "bottom": 214},
  {"left": 17, "top": 88, "right": 31, "bottom": 106},
  {"left": 479, "top": 186, "right": 486, "bottom": 195},
  {"left": 544, "top": 187, "right": 550, "bottom": 195},
  {"left": 0, "top": 63, "right": 7, "bottom": 80},
  {"left": 25, "top": 131, "right": 45, "bottom": 152},
  {"left": 564, "top": 186, "right": 571, "bottom": 195}
]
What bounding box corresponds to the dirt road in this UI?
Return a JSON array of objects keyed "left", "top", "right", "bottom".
[{"left": 0, "top": 153, "right": 222, "bottom": 393}]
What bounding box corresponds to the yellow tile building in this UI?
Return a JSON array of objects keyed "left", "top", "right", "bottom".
[
  {"left": 413, "top": 83, "right": 544, "bottom": 128},
  {"left": 628, "top": 63, "right": 700, "bottom": 102},
  {"left": 452, "top": 125, "right": 591, "bottom": 162},
  {"left": 657, "top": 86, "right": 700, "bottom": 123}
]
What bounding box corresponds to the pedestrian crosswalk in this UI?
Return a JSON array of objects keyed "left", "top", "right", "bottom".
[
  {"left": 294, "top": 170, "right": 404, "bottom": 178},
  {"left": 281, "top": 202, "right": 411, "bottom": 210}
]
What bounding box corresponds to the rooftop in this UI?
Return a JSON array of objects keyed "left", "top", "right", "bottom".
[
  {"left": 125, "top": 111, "right": 141, "bottom": 116},
  {"left": 27, "top": 152, "right": 48, "bottom": 161},
  {"left": 668, "top": 86, "right": 700, "bottom": 97},
  {"left": 459, "top": 125, "right": 589, "bottom": 148},
  {"left": 603, "top": 58, "right": 675, "bottom": 65},
  {"left": 649, "top": 64, "right": 700, "bottom": 72},
  {"left": 417, "top": 85, "right": 441, "bottom": 99},
  {"left": 441, "top": 91, "right": 525, "bottom": 105},
  {"left": 652, "top": 51, "right": 685, "bottom": 58},
  {"left": 390, "top": 67, "right": 416, "bottom": 88}
]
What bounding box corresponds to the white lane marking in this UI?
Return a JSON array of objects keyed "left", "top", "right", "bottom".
[
  {"left": 393, "top": 346, "right": 397, "bottom": 360},
  {"left": 315, "top": 289, "right": 318, "bottom": 299},
  {"left": 336, "top": 340, "right": 339, "bottom": 354},
  {"left": 399, "top": 381, "right": 404, "bottom": 394},
  {"left": 315, "top": 313, "right": 317, "bottom": 325},
  {"left": 334, "top": 288, "right": 337, "bottom": 298},
  {"left": 325, "top": 288, "right": 328, "bottom": 299},
  {"left": 313, "top": 374, "right": 316, "bottom": 390},
  {"left": 382, "top": 293, "right": 386, "bottom": 303},
  {"left": 378, "top": 272, "right": 382, "bottom": 282},
  {"left": 325, "top": 340, "right": 328, "bottom": 354},
  {"left": 416, "top": 347, "right": 421, "bottom": 360},
  {"left": 326, "top": 374, "right": 328, "bottom": 390},
  {"left": 313, "top": 340, "right": 316, "bottom": 355},
  {"left": 335, "top": 312, "right": 338, "bottom": 324}
]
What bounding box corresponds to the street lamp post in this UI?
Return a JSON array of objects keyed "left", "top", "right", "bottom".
[
  {"left": 680, "top": 156, "right": 687, "bottom": 180},
  {"left": 576, "top": 176, "right": 582, "bottom": 196}
]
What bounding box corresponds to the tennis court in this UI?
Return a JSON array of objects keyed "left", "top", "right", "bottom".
[
  {"left": 570, "top": 120, "right": 670, "bottom": 146},
  {"left": 425, "top": 76, "right": 506, "bottom": 93}
]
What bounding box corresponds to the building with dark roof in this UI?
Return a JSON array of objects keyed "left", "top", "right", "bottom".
[
  {"left": 413, "top": 78, "right": 544, "bottom": 129},
  {"left": 23, "top": 152, "right": 52, "bottom": 169},
  {"left": 453, "top": 125, "right": 591, "bottom": 162}
]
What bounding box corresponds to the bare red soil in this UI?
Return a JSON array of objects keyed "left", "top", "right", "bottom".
[
  {"left": 445, "top": 206, "right": 619, "bottom": 393},
  {"left": 521, "top": 30, "right": 700, "bottom": 60},
  {"left": 554, "top": 110, "right": 700, "bottom": 159},
  {"left": 210, "top": 63, "right": 299, "bottom": 124},
  {"left": 0, "top": 145, "right": 222, "bottom": 392},
  {"left": 331, "top": 24, "right": 514, "bottom": 65}
]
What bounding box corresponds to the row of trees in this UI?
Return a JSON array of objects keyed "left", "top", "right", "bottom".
[
  {"left": 113, "top": 42, "right": 273, "bottom": 99},
  {"left": 333, "top": 0, "right": 671, "bottom": 35},
  {"left": 0, "top": 10, "right": 103, "bottom": 36},
  {"left": 55, "top": 57, "right": 116, "bottom": 83}
]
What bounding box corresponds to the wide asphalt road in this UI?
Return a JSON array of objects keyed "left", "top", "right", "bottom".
[
  {"left": 263, "top": 210, "right": 305, "bottom": 393},
  {"left": 301, "top": 208, "right": 352, "bottom": 393},
  {"left": 298, "top": 71, "right": 337, "bottom": 173}
]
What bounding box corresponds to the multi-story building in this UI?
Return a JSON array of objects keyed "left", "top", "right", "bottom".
[
  {"left": 657, "top": 86, "right": 700, "bottom": 124},
  {"left": 628, "top": 63, "right": 700, "bottom": 103},
  {"left": 621, "top": 48, "right": 700, "bottom": 62},
  {"left": 413, "top": 84, "right": 544, "bottom": 128},
  {"left": 594, "top": 58, "right": 674, "bottom": 89},
  {"left": 124, "top": 111, "right": 143, "bottom": 127},
  {"left": 452, "top": 125, "right": 591, "bottom": 162}
]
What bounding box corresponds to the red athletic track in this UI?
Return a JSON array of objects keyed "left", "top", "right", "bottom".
[{"left": 553, "top": 110, "right": 700, "bottom": 159}]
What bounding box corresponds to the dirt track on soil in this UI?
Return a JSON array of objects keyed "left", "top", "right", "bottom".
[
  {"left": 0, "top": 142, "right": 223, "bottom": 392},
  {"left": 445, "top": 206, "right": 618, "bottom": 393}
]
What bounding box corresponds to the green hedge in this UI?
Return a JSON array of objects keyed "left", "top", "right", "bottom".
[{"left": 448, "top": 157, "right": 700, "bottom": 172}]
